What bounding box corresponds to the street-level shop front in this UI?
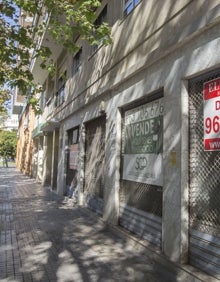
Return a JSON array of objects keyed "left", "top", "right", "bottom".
[
  {"left": 188, "top": 70, "right": 220, "bottom": 279},
  {"left": 84, "top": 116, "right": 106, "bottom": 216},
  {"left": 119, "top": 94, "right": 163, "bottom": 248}
]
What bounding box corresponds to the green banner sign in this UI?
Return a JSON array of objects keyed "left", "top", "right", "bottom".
[
  {"left": 124, "top": 116, "right": 163, "bottom": 154},
  {"left": 123, "top": 98, "right": 164, "bottom": 186}
]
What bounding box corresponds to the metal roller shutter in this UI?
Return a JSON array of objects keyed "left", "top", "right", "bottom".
[
  {"left": 120, "top": 95, "right": 163, "bottom": 247},
  {"left": 84, "top": 116, "right": 106, "bottom": 215}
]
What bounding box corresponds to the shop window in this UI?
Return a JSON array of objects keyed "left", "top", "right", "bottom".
[
  {"left": 124, "top": 0, "right": 141, "bottom": 16},
  {"left": 73, "top": 48, "right": 82, "bottom": 75}
]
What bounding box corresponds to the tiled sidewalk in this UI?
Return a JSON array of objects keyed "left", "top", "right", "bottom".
[{"left": 0, "top": 168, "right": 214, "bottom": 282}]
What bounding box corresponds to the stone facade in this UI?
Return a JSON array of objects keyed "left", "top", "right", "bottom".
[
  {"left": 16, "top": 104, "right": 35, "bottom": 176},
  {"left": 18, "top": 1, "right": 220, "bottom": 279}
]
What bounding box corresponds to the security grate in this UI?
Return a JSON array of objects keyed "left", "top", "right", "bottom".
[
  {"left": 84, "top": 116, "right": 106, "bottom": 199},
  {"left": 120, "top": 97, "right": 163, "bottom": 218},
  {"left": 120, "top": 179, "right": 162, "bottom": 216},
  {"left": 189, "top": 70, "right": 220, "bottom": 236}
]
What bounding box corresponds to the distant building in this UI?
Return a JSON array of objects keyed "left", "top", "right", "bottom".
[
  {"left": 16, "top": 103, "right": 35, "bottom": 176},
  {"left": 1, "top": 114, "right": 19, "bottom": 131},
  {"left": 12, "top": 87, "right": 26, "bottom": 115}
]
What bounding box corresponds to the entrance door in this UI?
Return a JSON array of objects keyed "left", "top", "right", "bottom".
[
  {"left": 189, "top": 71, "right": 220, "bottom": 279},
  {"left": 84, "top": 116, "right": 106, "bottom": 215}
]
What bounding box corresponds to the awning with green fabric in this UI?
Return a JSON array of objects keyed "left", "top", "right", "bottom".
[
  {"left": 32, "top": 120, "right": 60, "bottom": 138},
  {"left": 32, "top": 122, "right": 46, "bottom": 138},
  {"left": 41, "top": 119, "right": 60, "bottom": 132}
]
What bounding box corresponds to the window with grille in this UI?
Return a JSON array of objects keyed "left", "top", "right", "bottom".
[
  {"left": 73, "top": 48, "right": 82, "bottom": 75},
  {"left": 68, "top": 127, "right": 79, "bottom": 146},
  {"left": 55, "top": 71, "right": 66, "bottom": 107},
  {"left": 91, "top": 5, "right": 108, "bottom": 54},
  {"left": 120, "top": 94, "right": 164, "bottom": 217}
]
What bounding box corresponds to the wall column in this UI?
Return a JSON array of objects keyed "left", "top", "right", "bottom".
[
  {"left": 42, "top": 133, "right": 53, "bottom": 187},
  {"left": 51, "top": 130, "right": 59, "bottom": 191}
]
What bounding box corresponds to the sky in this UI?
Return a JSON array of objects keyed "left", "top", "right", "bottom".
[{"left": 1, "top": 1, "right": 20, "bottom": 115}]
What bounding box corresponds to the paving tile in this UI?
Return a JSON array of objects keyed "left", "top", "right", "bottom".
[{"left": 0, "top": 168, "right": 212, "bottom": 282}]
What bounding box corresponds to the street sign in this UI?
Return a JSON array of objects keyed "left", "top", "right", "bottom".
[{"left": 204, "top": 77, "right": 220, "bottom": 151}]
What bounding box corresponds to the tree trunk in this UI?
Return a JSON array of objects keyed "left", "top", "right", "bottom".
[{"left": 4, "top": 158, "right": 8, "bottom": 168}]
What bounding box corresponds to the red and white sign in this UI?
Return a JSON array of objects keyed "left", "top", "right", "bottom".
[{"left": 203, "top": 77, "right": 220, "bottom": 151}]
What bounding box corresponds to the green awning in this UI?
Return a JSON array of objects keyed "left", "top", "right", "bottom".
[
  {"left": 41, "top": 120, "right": 59, "bottom": 132},
  {"left": 32, "top": 122, "right": 46, "bottom": 138}
]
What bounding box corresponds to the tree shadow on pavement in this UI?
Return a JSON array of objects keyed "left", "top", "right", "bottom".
[{"left": 0, "top": 169, "right": 206, "bottom": 282}]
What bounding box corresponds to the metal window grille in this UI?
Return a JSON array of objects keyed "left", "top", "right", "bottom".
[
  {"left": 189, "top": 70, "right": 220, "bottom": 236},
  {"left": 91, "top": 5, "right": 108, "bottom": 54},
  {"left": 56, "top": 71, "right": 66, "bottom": 107},
  {"left": 73, "top": 48, "right": 82, "bottom": 75},
  {"left": 120, "top": 179, "right": 162, "bottom": 216},
  {"left": 84, "top": 117, "right": 106, "bottom": 199},
  {"left": 120, "top": 97, "right": 163, "bottom": 217}
]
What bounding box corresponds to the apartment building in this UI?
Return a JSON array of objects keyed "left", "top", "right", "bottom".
[
  {"left": 18, "top": 0, "right": 220, "bottom": 279},
  {"left": 16, "top": 103, "right": 35, "bottom": 175}
]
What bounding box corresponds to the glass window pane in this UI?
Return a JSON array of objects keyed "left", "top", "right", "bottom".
[
  {"left": 124, "top": 0, "right": 140, "bottom": 16},
  {"left": 134, "top": 0, "right": 140, "bottom": 6}
]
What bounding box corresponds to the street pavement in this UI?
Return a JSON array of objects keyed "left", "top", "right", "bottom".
[{"left": 0, "top": 168, "right": 216, "bottom": 282}]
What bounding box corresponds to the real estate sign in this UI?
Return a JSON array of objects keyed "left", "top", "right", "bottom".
[
  {"left": 122, "top": 98, "right": 163, "bottom": 186},
  {"left": 204, "top": 77, "right": 220, "bottom": 151}
]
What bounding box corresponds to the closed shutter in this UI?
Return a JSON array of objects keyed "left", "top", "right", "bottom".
[
  {"left": 84, "top": 116, "right": 106, "bottom": 215},
  {"left": 120, "top": 95, "right": 163, "bottom": 247}
]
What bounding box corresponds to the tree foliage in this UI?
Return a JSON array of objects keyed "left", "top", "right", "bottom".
[
  {"left": 0, "top": 130, "right": 17, "bottom": 167},
  {"left": 0, "top": 89, "right": 10, "bottom": 116},
  {"left": 0, "top": 0, "right": 111, "bottom": 112}
]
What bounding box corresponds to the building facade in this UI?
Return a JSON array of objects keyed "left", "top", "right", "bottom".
[
  {"left": 16, "top": 103, "right": 35, "bottom": 175},
  {"left": 19, "top": 0, "right": 220, "bottom": 279},
  {"left": 1, "top": 114, "right": 19, "bottom": 131}
]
